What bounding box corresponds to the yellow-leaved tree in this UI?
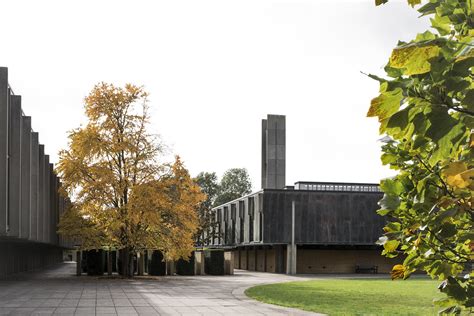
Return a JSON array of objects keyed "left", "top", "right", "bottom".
[{"left": 57, "top": 83, "right": 204, "bottom": 277}]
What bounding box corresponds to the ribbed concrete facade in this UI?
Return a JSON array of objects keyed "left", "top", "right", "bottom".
[{"left": 0, "top": 67, "right": 69, "bottom": 279}]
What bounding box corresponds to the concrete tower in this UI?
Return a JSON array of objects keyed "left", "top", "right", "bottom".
[{"left": 261, "top": 114, "right": 286, "bottom": 189}]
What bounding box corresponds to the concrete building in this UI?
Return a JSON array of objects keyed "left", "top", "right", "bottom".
[
  {"left": 0, "top": 67, "right": 70, "bottom": 279},
  {"left": 208, "top": 114, "right": 396, "bottom": 274}
]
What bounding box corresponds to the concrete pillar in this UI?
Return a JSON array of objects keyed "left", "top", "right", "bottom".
[
  {"left": 137, "top": 252, "right": 144, "bottom": 276},
  {"left": 0, "top": 68, "right": 7, "bottom": 236},
  {"left": 8, "top": 95, "right": 22, "bottom": 237},
  {"left": 264, "top": 247, "right": 268, "bottom": 272},
  {"left": 20, "top": 116, "right": 31, "bottom": 239},
  {"left": 76, "top": 250, "right": 82, "bottom": 276},
  {"left": 287, "top": 200, "right": 297, "bottom": 274},
  {"left": 29, "top": 133, "right": 39, "bottom": 241},
  {"left": 166, "top": 261, "right": 175, "bottom": 275},
  {"left": 38, "top": 145, "right": 44, "bottom": 242},
  {"left": 107, "top": 251, "right": 113, "bottom": 276},
  {"left": 286, "top": 244, "right": 297, "bottom": 275},
  {"left": 253, "top": 246, "right": 257, "bottom": 271}
]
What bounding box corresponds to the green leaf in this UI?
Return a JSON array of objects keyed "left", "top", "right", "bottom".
[
  {"left": 415, "top": 31, "right": 436, "bottom": 41},
  {"left": 430, "top": 15, "right": 451, "bottom": 35},
  {"left": 425, "top": 108, "right": 458, "bottom": 143},
  {"left": 375, "top": 0, "right": 389, "bottom": 6},
  {"left": 386, "top": 107, "right": 410, "bottom": 134},
  {"left": 381, "top": 153, "right": 398, "bottom": 165},
  {"left": 407, "top": 0, "right": 421, "bottom": 7},
  {"left": 384, "top": 240, "right": 400, "bottom": 252},
  {"left": 438, "top": 222, "right": 457, "bottom": 239},
  {"left": 378, "top": 194, "right": 400, "bottom": 211},
  {"left": 418, "top": 2, "right": 438, "bottom": 17},
  {"left": 389, "top": 44, "right": 440, "bottom": 75},
  {"left": 462, "top": 89, "right": 474, "bottom": 110},
  {"left": 367, "top": 88, "right": 403, "bottom": 121},
  {"left": 380, "top": 178, "right": 404, "bottom": 195}
]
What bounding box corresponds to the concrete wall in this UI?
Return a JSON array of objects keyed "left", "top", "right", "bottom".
[
  {"left": 0, "top": 67, "right": 68, "bottom": 279},
  {"left": 296, "top": 248, "right": 398, "bottom": 274},
  {"left": 263, "top": 190, "right": 384, "bottom": 245}
]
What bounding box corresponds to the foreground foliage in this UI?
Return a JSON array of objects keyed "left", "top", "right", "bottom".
[
  {"left": 57, "top": 83, "right": 204, "bottom": 276},
  {"left": 246, "top": 278, "right": 442, "bottom": 316},
  {"left": 368, "top": 0, "right": 473, "bottom": 312}
]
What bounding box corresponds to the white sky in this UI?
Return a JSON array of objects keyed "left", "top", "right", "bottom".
[{"left": 0, "top": 0, "right": 429, "bottom": 190}]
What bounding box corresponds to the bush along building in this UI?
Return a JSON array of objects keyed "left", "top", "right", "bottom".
[
  {"left": 0, "top": 67, "right": 71, "bottom": 279},
  {"left": 207, "top": 114, "right": 397, "bottom": 274}
]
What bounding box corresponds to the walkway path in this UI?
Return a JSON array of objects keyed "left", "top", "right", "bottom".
[{"left": 0, "top": 262, "right": 322, "bottom": 315}]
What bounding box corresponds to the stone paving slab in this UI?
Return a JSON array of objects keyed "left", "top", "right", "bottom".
[{"left": 0, "top": 263, "right": 330, "bottom": 315}]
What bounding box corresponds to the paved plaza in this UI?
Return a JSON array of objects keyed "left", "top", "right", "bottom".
[{"left": 0, "top": 262, "right": 320, "bottom": 315}]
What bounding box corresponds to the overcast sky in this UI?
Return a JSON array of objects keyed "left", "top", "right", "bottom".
[{"left": 0, "top": 0, "right": 430, "bottom": 190}]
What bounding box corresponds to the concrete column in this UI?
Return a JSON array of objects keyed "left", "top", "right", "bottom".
[
  {"left": 0, "top": 68, "right": 7, "bottom": 236},
  {"left": 38, "top": 145, "right": 44, "bottom": 242},
  {"left": 30, "top": 133, "right": 39, "bottom": 241},
  {"left": 166, "top": 261, "right": 175, "bottom": 275},
  {"left": 20, "top": 116, "right": 31, "bottom": 239},
  {"left": 246, "top": 247, "right": 249, "bottom": 270},
  {"left": 76, "top": 250, "right": 82, "bottom": 276},
  {"left": 253, "top": 246, "right": 257, "bottom": 271},
  {"left": 107, "top": 251, "right": 113, "bottom": 276},
  {"left": 137, "top": 252, "right": 144, "bottom": 276},
  {"left": 287, "top": 200, "right": 297, "bottom": 274},
  {"left": 264, "top": 247, "right": 267, "bottom": 272},
  {"left": 8, "top": 95, "right": 22, "bottom": 237}
]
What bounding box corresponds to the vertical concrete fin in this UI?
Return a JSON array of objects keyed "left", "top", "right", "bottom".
[
  {"left": 0, "top": 67, "right": 8, "bottom": 236},
  {"left": 8, "top": 95, "right": 22, "bottom": 237},
  {"left": 30, "top": 132, "right": 39, "bottom": 241},
  {"left": 38, "top": 145, "right": 45, "bottom": 242},
  {"left": 20, "top": 116, "right": 31, "bottom": 239}
]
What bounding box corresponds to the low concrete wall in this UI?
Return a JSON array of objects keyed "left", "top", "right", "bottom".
[{"left": 0, "top": 241, "right": 63, "bottom": 279}]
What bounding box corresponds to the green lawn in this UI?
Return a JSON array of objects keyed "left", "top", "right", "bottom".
[{"left": 245, "top": 278, "right": 444, "bottom": 315}]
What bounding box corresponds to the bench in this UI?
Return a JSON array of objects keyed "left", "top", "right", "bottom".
[{"left": 355, "top": 265, "right": 378, "bottom": 274}]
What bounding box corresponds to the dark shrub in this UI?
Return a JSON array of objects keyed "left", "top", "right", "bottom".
[
  {"left": 86, "top": 250, "right": 104, "bottom": 276},
  {"left": 204, "top": 250, "right": 225, "bottom": 275},
  {"left": 176, "top": 252, "right": 195, "bottom": 275},
  {"left": 149, "top": 250, "right": 166, "bottom": 276}
]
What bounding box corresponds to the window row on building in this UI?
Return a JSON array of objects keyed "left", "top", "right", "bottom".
[{"left": 294, "top": 182, "right": 381, "bottom": 192}]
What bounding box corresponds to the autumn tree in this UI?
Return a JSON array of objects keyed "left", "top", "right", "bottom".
[
  {"left": 194, "top": 172, "right": 220, "bottom": 246},
  {"left": 368, "top": 0, "right": 473, "bottom": 312},
  {"left": 214, "top": 168, "right": 252, "bottom": 206},
  {"left": 57, "top": 83, "right": 204, "bottom": 277}
]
